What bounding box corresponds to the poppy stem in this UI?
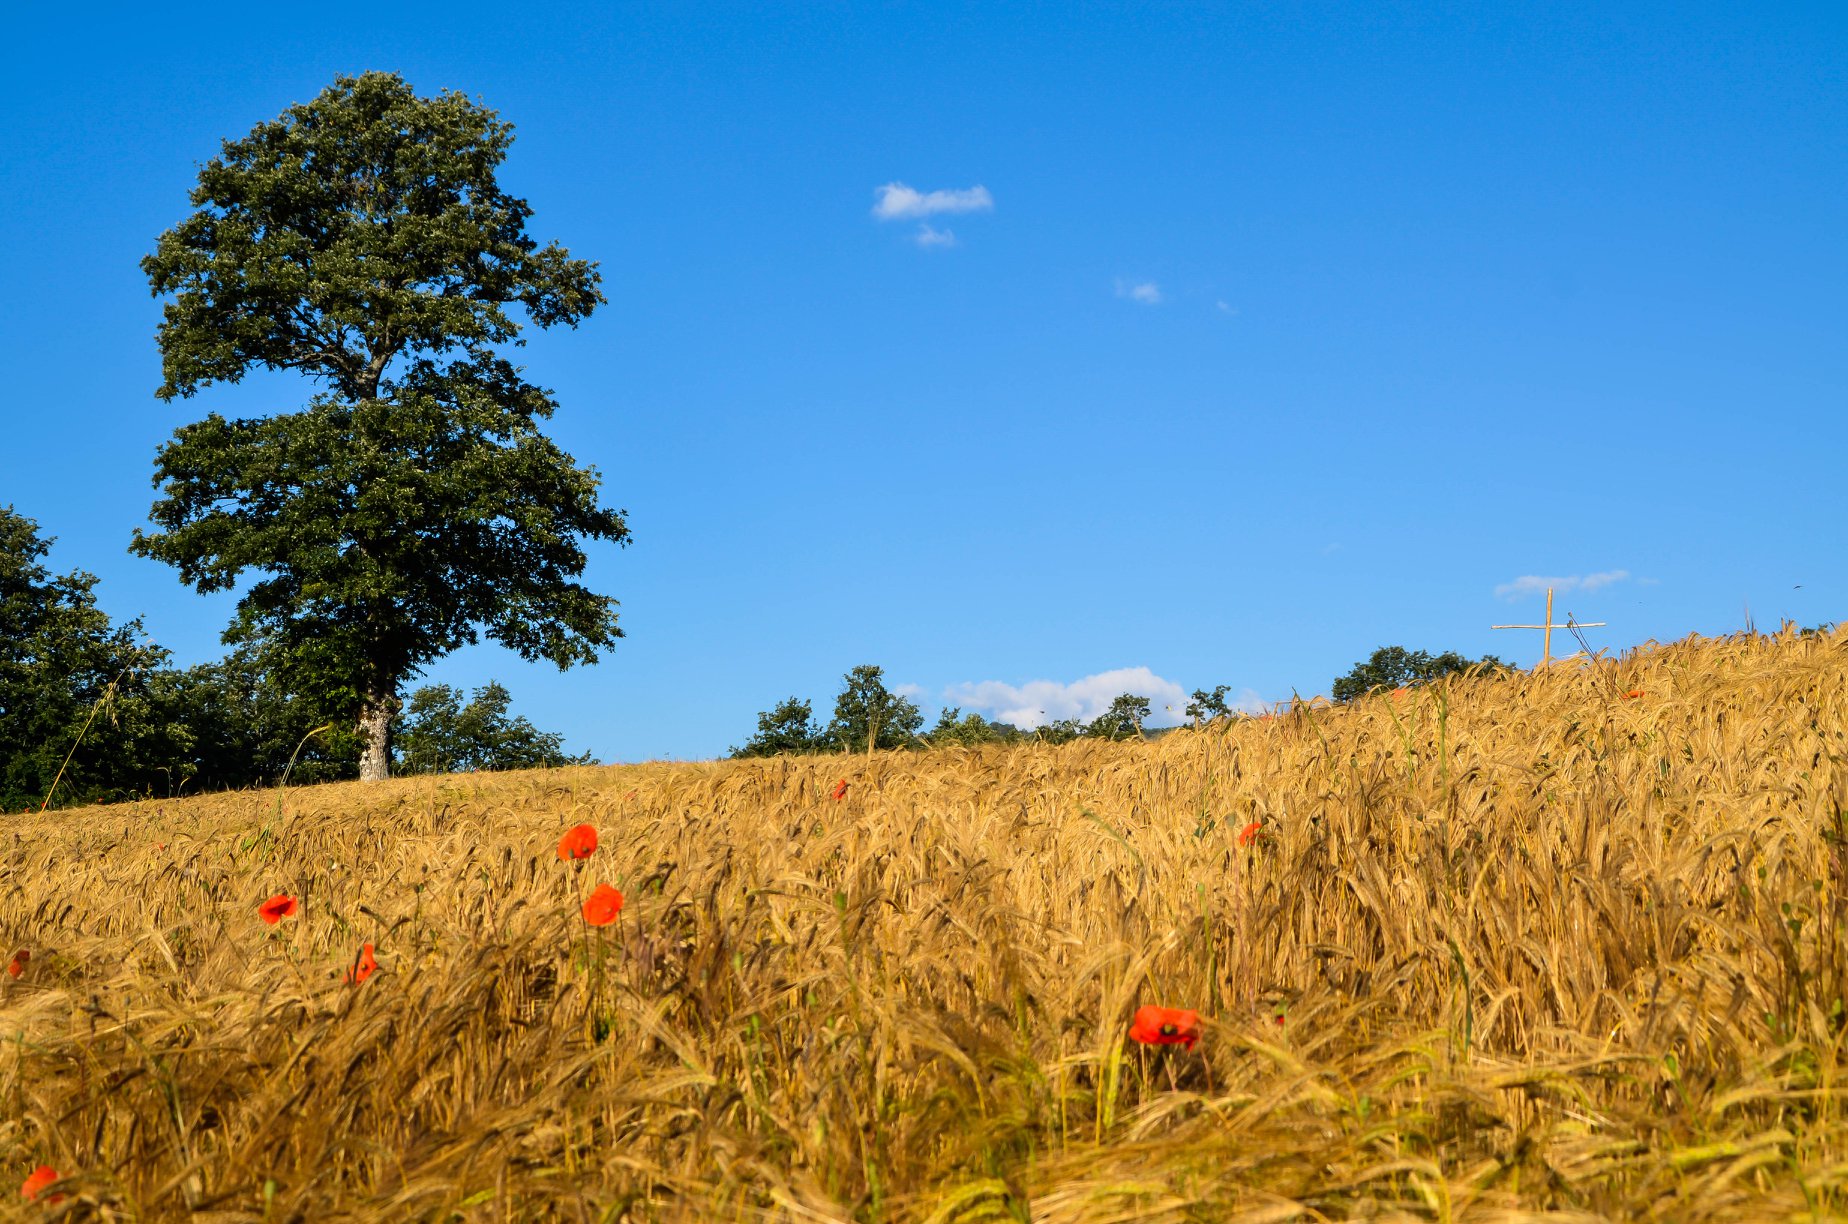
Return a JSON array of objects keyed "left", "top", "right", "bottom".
[{"left": 572, "top": 867, "right": 590, "bottom": 953}]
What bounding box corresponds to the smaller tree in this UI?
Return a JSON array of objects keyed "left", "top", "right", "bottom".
[
  {"left": 828, "top": 665, "right": 923, "bottom": 753},
  {"left": 732, "top": 697, "right": 824, "bottom": 758},
  {"left": 1034, "top": 718, "right": 1085, "bottom": 746},
  {"left": 1331, "top": 646, "right": 1507, "bottom": 702},
  {"left": 0, "top": 507, "right": 170, "bottom": 808},
  {"left": 926, "top": 707, "right": 1022, "bottom": 748},
  {"left": 1184, "top": 685, "right": 1234, "bottom": 725},
  {"left": 140, "top": 640, "right": 357, "bottom": 792},
  {"left": 1086, "top": 693, "right": 1152, "bottom": 741},
  {"left": 396, "top": 682, "right": 592, "bottom": 775}
]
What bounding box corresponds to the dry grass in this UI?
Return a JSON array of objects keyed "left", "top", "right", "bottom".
[{"left": 4, "top": 627, "right": 1848, "bottom": 1221}]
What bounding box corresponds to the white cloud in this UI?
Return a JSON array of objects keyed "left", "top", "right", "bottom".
[
  {"left": 914, "top": 224, "right": 957, "bottom": 248},
  {"left": 1216, "top": 299, "right": 1236, "bottom": 314},
  {"left": 1494, "top": 570, "right": 1631, "bottom": 601},
  {"left": 1115, "top": 279, "right": 1163, "bottom": 305},
  {"left": 943, "top": 667, "right": 1196, "bottom": 729},
  {"left": 872, "top": 182, "right": 994, "bottom": 221}
]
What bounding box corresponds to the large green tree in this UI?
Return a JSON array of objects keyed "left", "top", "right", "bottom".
[{"left": 132, "top": 72, "right": 626, "bottom": 780}]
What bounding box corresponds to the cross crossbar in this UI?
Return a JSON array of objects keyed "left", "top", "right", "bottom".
[{"left": 1491, "top": 587, "right": 1605, "bottom": 666}]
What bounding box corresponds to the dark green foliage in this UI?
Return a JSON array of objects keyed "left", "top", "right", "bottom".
[
  {"left": 1033, "top": 719, "right": 1086, "bottom": 746},
  {"left": 139, "top": 71, "right": 601, "bottom": 405},
  {"left": 1185, "top": 685, "right": 1235, "bottom": 724},
  {"left": 397, "top": 682, "right": 594, "bottom": 775},
  {"left": 0, "top": 508, "right": 169, "bottom": 809},
  {"left": 926, "top": 708, "right": 1024, "bottom": 747},
  {"left": 1331, "top": 646, "right": 1508, "bottom": 702},
  {"left": 828, "top": 665, "right": 924, "bottom": 753},
  {"left": 735, "top": 668, "right": 929, "bottom": 757},
  {"left": 731, "top": 697, "right": 825, "bottom": 758},
  {"left": 1085, "top": 693, "right": 1152, "bottom": 741},
  {"left": 132, "top": 71, "right": 625, "bottom": 778},
  {"left": 1, "top": 508, "right": 586, "bottom": 800},
  {"left": 144, "top": 642, "right": 359, "bottom": 790},
  {"left": 155, "top": 655, "right": 581, "bottom": 785}
]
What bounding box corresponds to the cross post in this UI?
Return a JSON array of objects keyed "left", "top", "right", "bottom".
[{"left": 1491, "top": 586, "right": 1607, "bottom": 666}]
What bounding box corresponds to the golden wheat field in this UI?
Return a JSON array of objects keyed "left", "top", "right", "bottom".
[{"left": 4, "top": 629, "right": 1847, "bottom": 1222}]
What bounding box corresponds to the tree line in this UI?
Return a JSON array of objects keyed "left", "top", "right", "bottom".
[
  {"left": 2, "top": 506, "right": 586, "bottom": 811},
  {"left": 7, "top": 488, "right": 1512, "bottom": 805},
  {"left": 730, "top": 651, "right": 1509, "bottom": 759},
  {"left": 729, "top": 665, "right": 1171, "bottom": 757}
]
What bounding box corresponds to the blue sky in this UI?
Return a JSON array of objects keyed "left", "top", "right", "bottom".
[{"left": 4, "top": 3, "right": 1844, "bottom": 761}]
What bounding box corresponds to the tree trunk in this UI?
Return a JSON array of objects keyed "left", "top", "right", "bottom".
[{"left": 357, "top": 688, "right": 396, "bottom": 781}]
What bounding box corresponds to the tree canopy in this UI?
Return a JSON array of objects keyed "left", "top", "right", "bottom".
[
  {"left": 925, "top": 708, "right": 1024, "bottom": 748},
  {"left": 1184, "top": 684, "right": 1235, "bottom": 724},
  {"left": 397, "top": 682, "right": 593, "bottom": 775},
  {"left": 733, "top": 671, "right": 1184, "bottom": 757},
  {"left": 827, "top": 665, "right": 924, "bottom": 753},
  {"left": 1331, "top": 645, "right": 1507, "bottom": 702},
  {"left": 733, "top": 667, "right": 926, "bottom": 758},
  {"left": 132, "top": 72, "right": 626, "bottom": 780},
  {"left": 1084, "top": 693, "right": 1152, "bottom": 741},
  {"left": 731, "top": 697, "right": 825, "bottom": 758}
]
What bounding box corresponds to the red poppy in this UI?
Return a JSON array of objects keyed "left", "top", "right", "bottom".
[
  {"left": 343, "top": 943, "right": 378, "bottom": 985},
  {"left": 1237, "top": 820, "right": 1263, "bottom": 848},
  {"left": 582, "top": 883, "right": 624, "bottom": 926},
  {"left": 258, "top": 894, "right": 298, "bottom": 924},
  {"left": 5, "top": 949, "right": 27, "bottom": 978},
  {"left": 830, "top": 779, "right": 849, "bottom": 801},
  {"left": 1390, "top": 687, "right": 1409, "bottom": 698},
  {"left": 556, "top": 824, "right": 598, "bottom": 860},
  {"left": 20, "top": 1165, "right": 60, "bottom": 1202},
  {"left": 1623, "top": 689, "right": 1644, "bottom": 699},
  {"left": 1128, "top": 1005, "right": 1201, "bottom": 1050}
]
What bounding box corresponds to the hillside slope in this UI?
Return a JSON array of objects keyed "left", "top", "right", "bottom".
[{"left": 3, "top": 628, "right": 1846, "bottom": 1221}]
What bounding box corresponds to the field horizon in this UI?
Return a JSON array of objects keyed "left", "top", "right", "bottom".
[{"left": 4, "top": 626, "right": 1846, "bottom": 1221}]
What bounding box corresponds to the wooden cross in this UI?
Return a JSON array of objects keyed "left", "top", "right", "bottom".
[{"left": 1491, "top": 586, "right": 1606, "bottom": 666}]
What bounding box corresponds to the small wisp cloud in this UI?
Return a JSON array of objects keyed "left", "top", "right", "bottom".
[
  {"left": 1495, "top": 570, "right": 1631, "bottom": 601},
  {"left": 1116, "top": 279, "right": 1163, "bottom": 305},
  {"left": 872, "top": 182, "right": 995, "bottom": 220}
]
